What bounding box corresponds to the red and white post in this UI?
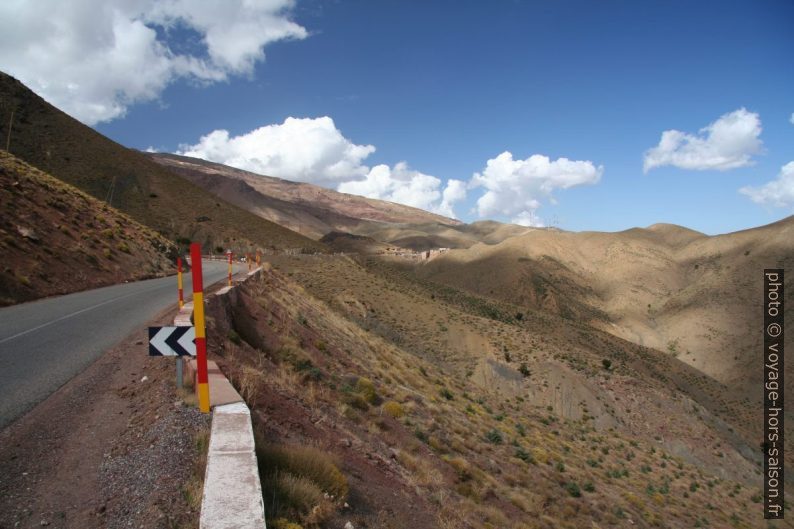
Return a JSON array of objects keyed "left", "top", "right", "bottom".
[{"left": 190, "top": 243, "right": 210, "bottom": 413}]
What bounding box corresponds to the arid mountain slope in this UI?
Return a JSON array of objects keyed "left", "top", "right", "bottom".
[
  {"left": 0, "top": 151, "right": 177, "bottom": 305},
  {"left": 148, "top": 153, "right": 534, "bottom": 251},
  {"left": 0, "top": 72, "right": 324, "bottom": 254},
  {"left": 148, "top": 153, "right": 460, "bottom": 237},
  {"left": 414, "top": 218, "right": 794, "bottom": 395},
  {"left": 211, "top": 253, "right": 781, "bottom": 529}
]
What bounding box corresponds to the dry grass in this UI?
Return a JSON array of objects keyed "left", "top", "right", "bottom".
[
  {"left": 182, "top": 429, "right": 209, "bottom": 515},
  {"left": 256, "top": 441, "right": 348, "bottom": 527}
]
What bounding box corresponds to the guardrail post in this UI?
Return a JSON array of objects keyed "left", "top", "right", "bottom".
[
  {"left": 177, "top": 257, "right": 184, "bottom": 308},
  {"left": 227, "top": 251, "right": 233, "bottom": 287},
  {"left": 191, "top": 243, "right": 210, "bottom": 413}
]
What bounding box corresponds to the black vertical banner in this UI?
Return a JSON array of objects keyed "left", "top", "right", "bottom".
[{"left": 764, "top": 269, "right": 784, "bottom": 519}]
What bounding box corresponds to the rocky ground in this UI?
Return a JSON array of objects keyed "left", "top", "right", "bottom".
[{"left": 0, "top": 307, "right": 208, "bottom": 529}]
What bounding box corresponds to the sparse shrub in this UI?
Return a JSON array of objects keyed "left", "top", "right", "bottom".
[
  {"left": 515, "top": 447, "right": 535, "bottom": 464},
  {"left": 256, "top": 443, "right": 348, "bottom": 526},
  {"left": 583, "top": 481, "right": 595, "bottom": 492},
  {"left": 270, "top": 520, "right": 301, "bottom": 529},
  {"left": 504, "top": 351, "right": 511, "bottom": 362},
  {"left": 414, "top": 429, "right": 429, "bottom": 443},
  {"left": 236, "top": 365, "right": 266, "bottom": 404},
  {"left": 485, "top": 429, "right": 503, "bottom": 444},
  {"left": 294, "top": 358, "right": 313, "bottom": 372},
  {"left": 602, "top": 358, "right": 612, "bottom": 370},
  {"left": 519, "top": 363, "right": 530, "bottom": 377},
  {"left": 227, "top": 329, "right": 242, "bottom": 345},
  {"left": 515, "top": 312, "right": 523, "bottom": 321},
  {"left": 565, "top": 482, "right": 581, "bottom": 497},
  {"left": 355, "top": 377, "right": 378, "bottom": 403},
  {"left": 103, "top": 247, "right": 112, "bottom": 259},
  {"left": 117, "top": 241, "right": 130, "bottom": 253},
  {"left": 101, "top": 228, "right": 114, "bottom": 239},
  {"left": 344, "top": 393, "right": 369, "bottom": 411},
  {"left": 439, "top": 387, "right": 453, "bottom": 400},
  {"left": 382, "top": 401, "right": 404, "bottom": 419},
  {"left": 446, "top": 456, "right": 472, "bottom": 481}
]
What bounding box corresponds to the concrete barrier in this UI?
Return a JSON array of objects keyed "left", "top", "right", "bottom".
[
  {"left": 175, "top": 265, "right": 266, "bottom": 528},
  {"left": 200, "top": 402, "right": 265, "bottom": 529}
]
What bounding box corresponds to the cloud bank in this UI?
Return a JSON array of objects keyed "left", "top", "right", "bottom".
[
  {"left": 0, "top": 0, "right": 306, "bottom": 124},
  {"left": 740, "top": 162, "right": 794, "bottom": 208},
  {"left": 643, "top": 108, "right": 763, "bottom": 172},
  {"left": 177, "top": 117, "right": 467, "bottom": 218},
  {"left": 471, "top": 152, "right": 603, "bottom": 226}
]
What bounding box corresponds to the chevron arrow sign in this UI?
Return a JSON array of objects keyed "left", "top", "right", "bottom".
[{"left": 148, "top": 326, "right": 196, "bottom": 357}]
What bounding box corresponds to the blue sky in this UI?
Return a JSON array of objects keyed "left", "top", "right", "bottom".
[{"left": 2, "top": 0, "right": 793, "bottom": 234}]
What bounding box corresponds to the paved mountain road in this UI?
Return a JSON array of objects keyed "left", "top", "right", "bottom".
[{"left": 0, "top": 260, "right": 235, "bottom": 429}]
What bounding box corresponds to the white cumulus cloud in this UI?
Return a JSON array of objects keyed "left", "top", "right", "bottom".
[
  {"left": 177, "top": 116, "right": 375, "bottom": 186},
  {"left": 643, "top": 108, "right": 763, "bottom": 172},
  {"left": 0, "top": 0, "right": 306, "bottom": 124},
  {"left": 739, "top": 162, "right": 794, "bottom": 208},
  {"left": 790, "top": 112, "right": 794, "bottom": 125},
  {"left": 471, "top": 151, "right": 602, "bottom": 225},
  {"left": 177, "top": 116, "right": 466, "bottom": 218},
  {"left": 338, "top": 164, "right": 466, "bottom": 217}
]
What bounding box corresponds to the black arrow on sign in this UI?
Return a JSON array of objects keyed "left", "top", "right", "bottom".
[{"left": 149, "top": 326, "right": 196, "bottom": 356}]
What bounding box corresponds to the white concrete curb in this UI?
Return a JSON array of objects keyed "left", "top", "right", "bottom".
[{"left": 200, "top": 402, "right": 266, "bottom": 529}]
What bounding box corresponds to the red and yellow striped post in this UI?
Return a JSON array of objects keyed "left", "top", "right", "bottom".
[
  {"left": 256, "top": 250, "right": 261, "bottom": 268},
  {"left": 247, "top": 252, "right": 252, "bottom": 272},
  {"left": 177, "top": 257, "right": 184, "bottom": 308},
  {"left": 227, "top": 251, "right": 233, "bottom": 286},
  {"left": 190, "top": 243, "right": 210, "bottom": 413}
]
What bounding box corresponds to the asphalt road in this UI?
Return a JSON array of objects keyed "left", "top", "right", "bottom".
[{"left": 0, "top": 260, "right": 236, "bottom": 429}]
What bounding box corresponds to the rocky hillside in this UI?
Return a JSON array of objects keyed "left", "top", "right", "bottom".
[
  {"left": 205, "top": 253, "right": 775, "bottom": 529},
  {"left": 412, "top": 218, "right": 794, "bottom": 400},
  {"left": 0, "top": 71, "right": 325, "bottom": 255},
  {"left": 0, "top": 151, "right": 178, "bottom": 305},
  {"left": 149, "top": 153, "right": 460, "bottom": 239}
]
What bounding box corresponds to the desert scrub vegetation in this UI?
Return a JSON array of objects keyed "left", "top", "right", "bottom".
[
  {"left": 256, "top": 442, "right": 348, "bottom": 527},
  {"left": 381, "top": 400, "right": 405, "bottom": 418}
]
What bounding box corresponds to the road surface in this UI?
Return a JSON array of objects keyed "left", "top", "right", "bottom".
[{"left": 0, "top": 260, "right": 236, "bottom": 429}]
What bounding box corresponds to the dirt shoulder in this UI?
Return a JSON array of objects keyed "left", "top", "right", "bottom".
[{"left": 0, "top": 306, "right": 209, "bottom": 529}]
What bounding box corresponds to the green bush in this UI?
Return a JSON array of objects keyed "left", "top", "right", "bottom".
[
  {"left": 566, "top": 482, "right": 581, "bottom": 497},
  {"left": 485, "top": 429, "right": 503, "bottom": 444}
]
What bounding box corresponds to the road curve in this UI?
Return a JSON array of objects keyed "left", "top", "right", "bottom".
[{"left": 0, "top": 260, "right": 235, "bottom": 429}]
